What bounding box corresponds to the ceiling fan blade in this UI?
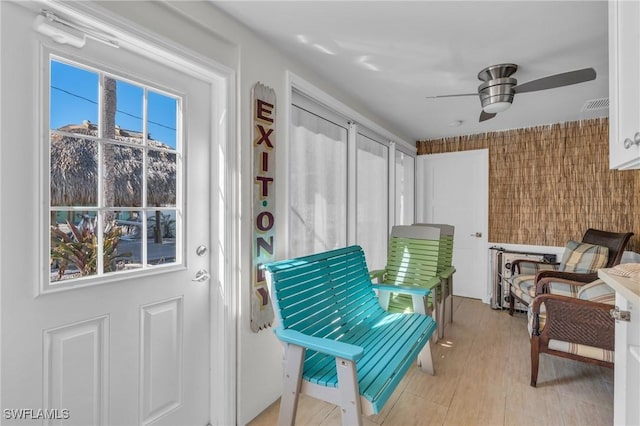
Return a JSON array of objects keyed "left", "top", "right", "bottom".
[
  {"left": 513, "top": 67, "right": 596, "bottom": 94},
  {"left": 479, "top": 110, "right": 496, "bottom": 122},
  {"left": 426, "top": 93, "right": 477, "bottom": 99}
]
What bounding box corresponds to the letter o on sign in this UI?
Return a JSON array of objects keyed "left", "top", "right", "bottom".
[{"left": 256, "top": 211, "right": 274, "bottom": 232}]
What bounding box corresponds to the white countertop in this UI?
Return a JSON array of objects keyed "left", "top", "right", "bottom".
[{"left": 599, "top": 269, "right": 640, "bottom": 306}]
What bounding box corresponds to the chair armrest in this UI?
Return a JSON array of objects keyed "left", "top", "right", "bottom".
[
  {"left": 274, "top": 328, "right": 364, "bottom": 361},
  {"left": 369, "top": 269, "right": 386, "bottom": 282},
  {"left": 512, "top": 259, "right": 559, "bottom": 274},
  {"left": 438, "top": 266, "right": 456, "bottom": 279},
  {"left": 372, "top": 282, "right": 432, "bottom": 297},
  {"left": 535, "top": 270, "right": 597, "bottom": 283},
  {"left": 530, "top": 294, "right": 615, "bottom": 349}
]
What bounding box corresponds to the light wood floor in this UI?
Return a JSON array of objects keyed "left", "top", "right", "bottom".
[{"left": 248, "top": 297, "right": 614, "bottom": 426}]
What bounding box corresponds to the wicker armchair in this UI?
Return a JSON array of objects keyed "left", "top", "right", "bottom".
[
  {"left": 529, "top": 272, "right": 616, "bottom": 387},
  {"left": 508, "top": 229, "right": 633, "bottom": 315}
]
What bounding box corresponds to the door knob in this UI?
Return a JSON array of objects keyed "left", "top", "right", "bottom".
[
  {"left": 192, "top": 269, "right": 210, "bottom": 282},
  {"left": 470, "top": 232, "right": 482, "bottom": 238}
]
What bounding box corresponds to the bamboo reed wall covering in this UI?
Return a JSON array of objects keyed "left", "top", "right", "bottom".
[{"left": 417, "top": 118, "right": 640, "bottom": 252}]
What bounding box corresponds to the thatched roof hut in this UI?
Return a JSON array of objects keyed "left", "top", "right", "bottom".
[{"left": 50, "top": 121, "right": 176, "bottom": 207}]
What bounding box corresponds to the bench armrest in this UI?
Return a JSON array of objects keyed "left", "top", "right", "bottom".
[
  {"left": 369, "top": 269, "right": 386, "bottom": 282},
  {"left": 274, "top": 327, "right": 364, "bottom": 361},
  {"left": 438, "top": 266, "right": 456, "bottom": 279},
  {"left": 372, "top": 283, "right": 432, "bottom": 296}
]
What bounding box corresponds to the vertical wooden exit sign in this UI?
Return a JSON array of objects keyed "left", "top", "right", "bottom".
[{"left": 251, "top": 82, "right": 275, "bottom": 332}]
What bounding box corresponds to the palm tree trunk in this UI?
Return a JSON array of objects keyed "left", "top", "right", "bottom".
[
  {"left": 154, "top": 209, "right": 162, "bottom": 244},
  {"left": 103, "top": 77, "right": 116, "bottom": 218}
]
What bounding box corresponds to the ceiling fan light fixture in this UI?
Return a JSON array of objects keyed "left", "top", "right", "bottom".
[{"left": 482, "top": 101, "right": 512, "bottom": 114}]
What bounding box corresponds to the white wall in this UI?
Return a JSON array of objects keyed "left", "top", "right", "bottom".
[{"left": 93, "top": 1, "right": 412, "bottom": 423}]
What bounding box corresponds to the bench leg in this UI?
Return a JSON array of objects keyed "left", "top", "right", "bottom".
[
  {"left": 411, "top": 294, "right": 428, "bottom": 315},
  {"left": 377, "top": 290, "right": 391, "bottom": 311},
  {"left": 279, "top": 344, "right": 305, "bottom": 426},
  {"left": 436, "top": 278, "right": 446, "bottom": 340},
  {"left": 417, "top": 340, "right": 435, "bottom": 376},
  {"left": 335, "top": 357, "right": 363, "bottom": 426},
  {"left": 446, "top": 276, "right": 453, "bottom": 324},
  {"left": 427, "top": 289, "right": 440, "bottom": 344}
]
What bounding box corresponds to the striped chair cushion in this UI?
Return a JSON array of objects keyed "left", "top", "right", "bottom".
[
  {"left": 508, "top": 263, "right": 557, "bottom": 304},
  {"left": 559, "top": 240, "right": 609, "bottom": 273},
  {"left": 515, "top": 261, "right": 556, "bottom": 276},
  {"left": 547, "top": 281, "right": 581, "bottom": 298},
  {"left": 547, "top": 340, "right": 614, "bottom": 363},
  {"left": 511, "top": 274, "right": 535, "bottom": 304},
  {"left": 511, "top": 273, "right": 578, "bottom": 303},
  {"left": 577, "top": 279, "right": 616, "bottom": 305}
]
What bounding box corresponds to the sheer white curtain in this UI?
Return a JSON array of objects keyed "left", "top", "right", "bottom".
[
  {"left": 356, "top": 133, "right": 388, "bottom": 270},
  {"left": 290, "top": 105, "right": 347, "bottom": 257},
  {"left": 395, "top": 151, "right": 415, "bottom": 225}
]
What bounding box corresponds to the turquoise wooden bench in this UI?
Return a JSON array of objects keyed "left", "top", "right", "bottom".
[
  {"left": 369, "top": 225, "right": 444, "bottom": 337},
  {"left": 263, "top": 245, "right": 437, "bottom": 426}
]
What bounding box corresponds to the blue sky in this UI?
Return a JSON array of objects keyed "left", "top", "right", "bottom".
[{"left": 50, "top": 60, "right": 177, "bottom": 148}]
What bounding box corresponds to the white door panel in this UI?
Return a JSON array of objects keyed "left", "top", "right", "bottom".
[
  {"left": 1, "top": 3, "right": 214, "bottom": 424},
  {"left": 614, "top": 293, "right": 640, "bottom": 426},
  {"left": 418, "top": 149, "right": 488, "bottom": 301}
]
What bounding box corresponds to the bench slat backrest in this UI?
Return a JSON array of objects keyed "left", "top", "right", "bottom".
[
  {"left": 414, "top": 223, "right": 455, "bottom": 271},
  {"left": 265, "top": 246, "right": 385, "bottom": 338},
  {"left": 384, "top": 225, "right": 441, "bottom": 287}
]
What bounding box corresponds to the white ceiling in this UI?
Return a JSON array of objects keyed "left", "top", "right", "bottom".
[{"left": 214, "top": 1, "right": 609, "bottom": 142}]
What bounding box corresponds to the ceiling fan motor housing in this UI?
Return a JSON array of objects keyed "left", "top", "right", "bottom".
[
  {"left": 477, "top": 63, "right": 518, "bottom": 81},
  {"left": 478, "top": 77, "right": 517, "bottom": 110},
  {"left": 477, "top": 64, "right": 519, "bottom": 112}
]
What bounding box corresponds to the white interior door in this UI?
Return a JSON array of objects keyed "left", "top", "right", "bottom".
[
  {"left": 417, "top": 149, "right": 488, "bottom": 301},
  {"left": 1, "top": 3, "right": 215, "bottom": 425}
]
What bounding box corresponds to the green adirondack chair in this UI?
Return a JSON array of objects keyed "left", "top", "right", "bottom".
[
  {"left": 370, "top": 225, "right": 443, "bottom": 336},
  {"left": 415, "top": 223, "right": 456, "bottom": 338}
]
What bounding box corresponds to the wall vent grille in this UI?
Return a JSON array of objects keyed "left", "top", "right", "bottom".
[{"left": 582, "top": 98, "right": 609, "bottom": 112}]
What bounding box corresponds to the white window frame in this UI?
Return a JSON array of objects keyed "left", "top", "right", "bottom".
[
  {"left": 46, "top": 53, "right": 186, "bottom": 289},
  {"left": 394, "top": 144, "right": 416, "bottom": 225},
  {"left": 286, "top": 71, "right": 416, "bottom": 258},
  {"left": 355, "top": 127, "right": 390, "bottom": 269}
]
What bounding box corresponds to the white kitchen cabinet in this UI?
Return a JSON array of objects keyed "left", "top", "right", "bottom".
[
  {"left": 599, "top": 270, "right": 640, "bottom": 426},
  {"left": 609, "top": 0, "right": 640, "bottom": 169}
]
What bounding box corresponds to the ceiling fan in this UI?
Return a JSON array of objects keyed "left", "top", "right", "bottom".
[{"left": 427, "top": 63, "right": 597, "bottom": 122}]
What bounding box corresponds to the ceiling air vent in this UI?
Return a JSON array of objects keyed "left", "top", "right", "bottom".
[{"left": 581, "top": 97, "right": 608, "bottom": 119}]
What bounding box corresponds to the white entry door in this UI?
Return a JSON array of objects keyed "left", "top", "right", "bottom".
[
  {"left": 1, "top": 3, "right": 217, "bottom": 425},
  {"left": 417, "top": 149, "right": 488, "bottom": 301}
]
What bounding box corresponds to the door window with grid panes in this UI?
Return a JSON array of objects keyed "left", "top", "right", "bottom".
[{"left": 49, "top": 57, "right": 181, "bottom": 284}]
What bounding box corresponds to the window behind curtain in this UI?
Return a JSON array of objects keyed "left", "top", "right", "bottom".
[
  {"left": 289, "top": 104, "right": 347, "bottom": 257},
  {"left": 356, "top": 132, "right": 388, "bottom": 270},
  {"left": 289, "top": 88, "right": 416, "bottom": 264},
  {"left": 395, "top": 150, "right": 415, "bottom": 225}
]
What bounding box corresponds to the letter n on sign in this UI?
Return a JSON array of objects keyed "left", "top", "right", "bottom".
[{"left": 251, "top": 82, "right": 275, "bottom": 332}]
